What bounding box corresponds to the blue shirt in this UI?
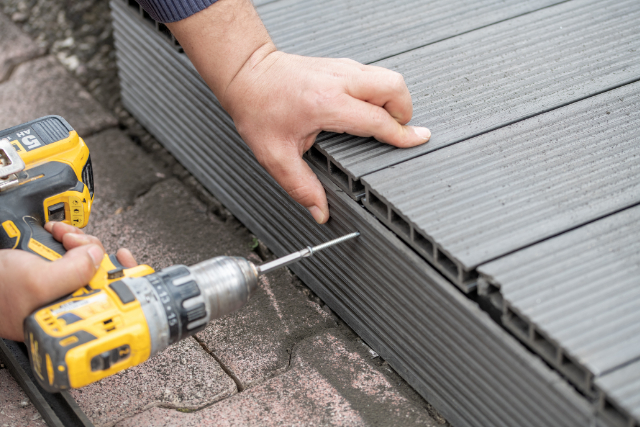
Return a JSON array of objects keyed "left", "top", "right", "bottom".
[{"left": 136, "top": 0, "right": 218, "bottom": 23}]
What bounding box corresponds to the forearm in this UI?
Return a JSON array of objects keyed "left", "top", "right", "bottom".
[{"left": 166, "top": 0, "right": 276, "bottom": 110}]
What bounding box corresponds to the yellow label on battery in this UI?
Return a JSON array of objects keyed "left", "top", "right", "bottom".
[
  {"left": 28, "top": 239, "right": 63, "bottom": 260},
  {"left": 2, "top": 221, "right": 20, "bottom": 249}
]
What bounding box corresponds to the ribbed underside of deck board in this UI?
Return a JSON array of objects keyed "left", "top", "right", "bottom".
[
  {"left": 362, "top": 83, "right": 640, "bottom": 287},
  {"left": 111, "top": 3, "right": 597, "bottom": 426},
  {"left": 312, "top": 0, "right": 640, "bottom": 196}
]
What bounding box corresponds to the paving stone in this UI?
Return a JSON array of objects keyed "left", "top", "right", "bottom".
[
  {"left": 0, "top": 12, "right": 44, "bottom": 83},
  {"left": 116, "top": 330, "right": 438, "bottom": 427},
  {"left": 0, "top": 56, "right": 117, "bottom": 136},
  {"left": 196, "top": 263, "right": 338, "bottom": 389},
  {"left": 83, "top": 128, "right": 167, "bottom": 213},
  {"left": 0, "top": 369, "right": 46, "bottom": 427},
  {"left": 70, "top": 337, "right": 236, "bottom": 427}
]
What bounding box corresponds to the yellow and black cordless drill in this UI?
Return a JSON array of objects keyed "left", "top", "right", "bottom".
[{"left": 0, "top": 116, "right": 358, "bottom": 393}]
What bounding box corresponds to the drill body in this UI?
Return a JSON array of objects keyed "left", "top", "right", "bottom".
[
  {"left": 0, "top": 117, "right": 261, "bottom": 393},
  {"left": 24, "top": 255, "right": 258, "bottom": 393}
]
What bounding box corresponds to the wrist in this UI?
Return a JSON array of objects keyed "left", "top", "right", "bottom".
[
  {"left": 221, "top": 44, "right": 279, "bottom": 114},
  {"left": 166, "top": 0, "right": 275, "bottom": 106}
]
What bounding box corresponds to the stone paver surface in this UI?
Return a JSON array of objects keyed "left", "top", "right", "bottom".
[
  {"left": 0, "top": 12, "right": 43, "bottom": 83},
  {"left": 0, "top": 369, "right": 46, "bottom": 427},
  {"left": 118, "top": 331, "right": 438, "bottom": 427},
  {"left": 0, "top": 56, "right": 116, "bottom": 136},
  {"left": 196, "top": 262, "right": 338, "bottom": 389},
  {"left": 83, "top": 128, "right": 168, "bottom": 213},
  {"left": 70, "top": 338, "right": 236, "bottom": 427},
  {"left": 85, "top": 175, "right": 254, "bottom": 269}
]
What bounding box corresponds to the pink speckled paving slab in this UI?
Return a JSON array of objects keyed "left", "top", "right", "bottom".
[
  {"left": 197, "top": 261, "right": 338, "bottom": 389},
  {"left": 116, "top": 331, "right": 438, "bottom": 427},
  {"left": 0, "top": 369, "right": 47, "bottom": 427}
]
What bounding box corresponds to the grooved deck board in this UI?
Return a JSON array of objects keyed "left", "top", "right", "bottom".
[
  {"left": 362, "top": 83, "right": 640, "bottom": 282},
  {"left": 314, "top": 0, "right": 640, "bottom": 189},
  {"left": 596, "top": 359, "right": 640, "bottom": 427},
  {"left": 257, "top": 0, "right": 563, "bottom": 64},
  {"left": 479, "top": 204, "right": 640, "bottom": 421}
]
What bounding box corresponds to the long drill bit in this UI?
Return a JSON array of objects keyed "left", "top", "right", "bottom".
[{"left": 257, "top": 232, "right": 360, "bottom": 275}]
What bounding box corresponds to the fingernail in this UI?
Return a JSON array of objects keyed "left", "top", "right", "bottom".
[
  {"left": 308, "top": 206, "right": 326, "bottom": 224},
  {"left": 412, "top": 126, "right": 431, "bottom": 141},
  {"left": 88, "top": 245, "right": 104, "bottom": 269}
]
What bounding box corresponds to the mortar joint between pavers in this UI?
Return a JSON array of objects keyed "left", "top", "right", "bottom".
[
  {"left": 0, "top": 50, "right": 48, "bottom": 85},
  {"left": 133, "top": 176, "right": 170, "bottom": 202},
  {"left": 192, "top": 335, "right": 245, "bottom": 393}
]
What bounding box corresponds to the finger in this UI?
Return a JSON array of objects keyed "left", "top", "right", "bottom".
[
  {"left": 45, "top": 221, "right": 84, "bottom": 242},
  {"left": 116, "top": 248, "right": 138, "bottom": 268},
  {"left": 345, "top": 66, "right": 413, "bottom": 124},
  {"left": 327, "top": 95, "right": 430, "bottom": 148},
  {"left": 259, "top": 145, "right": 329, "bottom": 223},
  {"left": 29, "top": 244, "right": 104, "bottom": 303},
  {"left": 61, "top": 232, "right": 105, "bottom": 253}
]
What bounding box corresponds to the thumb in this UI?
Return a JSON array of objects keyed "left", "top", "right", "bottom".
[
  {"left": 264, "top": 150, "right": 329, "bottom": 224},
  {"left": 34, "top": 244, "right": 104, "bottom": 302}
]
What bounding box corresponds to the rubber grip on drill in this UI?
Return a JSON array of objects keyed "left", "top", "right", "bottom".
[{"left": 0, "top": 212, "right": 66, "bottom": 260}]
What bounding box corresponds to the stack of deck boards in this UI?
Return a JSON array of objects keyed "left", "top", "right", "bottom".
[{"left": 110, "top": 0, "right": 640, "bottom": 425}]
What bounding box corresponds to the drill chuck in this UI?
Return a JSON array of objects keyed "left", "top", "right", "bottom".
[
  {"left": 190, "top": 257, "right": 259, "bottom": 320},
  {"left": 121, "top": 257, "right": 259, "bottom": 359}
]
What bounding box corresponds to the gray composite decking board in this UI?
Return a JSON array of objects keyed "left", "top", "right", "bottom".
[
  {"left": 361, "top": 82, "right": 640, "bottom": 288},
  {"left": 111, "top": 3, "right": 599, "bottom": 425},
  {"left": 596, "top": 359, "right": 640, "bottom": 427},
  {"left": 478, "top": 204, "right": 640, "bottom": 379},
  {"left": 256, "top": 0, "right": 563, "bottom": 65},
  {"left": 478, "top": 204, "right": 640, "bottom": 422},
  {"left": 311, "top": 0, "right": 640, "bottom": 196}
]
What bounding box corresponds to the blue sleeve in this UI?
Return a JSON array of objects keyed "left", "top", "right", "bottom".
[{"left": 136, "top": 0, "right": 218, "bottom": 23}]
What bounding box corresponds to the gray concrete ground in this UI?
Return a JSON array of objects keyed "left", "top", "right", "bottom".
[{"left": 0, "top": 9, "right": 450, "bottom": 427}]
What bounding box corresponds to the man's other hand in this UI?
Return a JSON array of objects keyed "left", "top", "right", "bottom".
[{"left": 0, "top": 222, "right": 136, "bottom": 341}]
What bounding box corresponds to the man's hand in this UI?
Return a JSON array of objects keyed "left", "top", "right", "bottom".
[
  {"left": 167, "top": 0, "right": 430, "bottom": 223},
  {"left": 225, "top": 53, "right": 430, "bottom": 224},
  {"left": 0, "top": 222, "right": 136, "bottom": 341}
]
